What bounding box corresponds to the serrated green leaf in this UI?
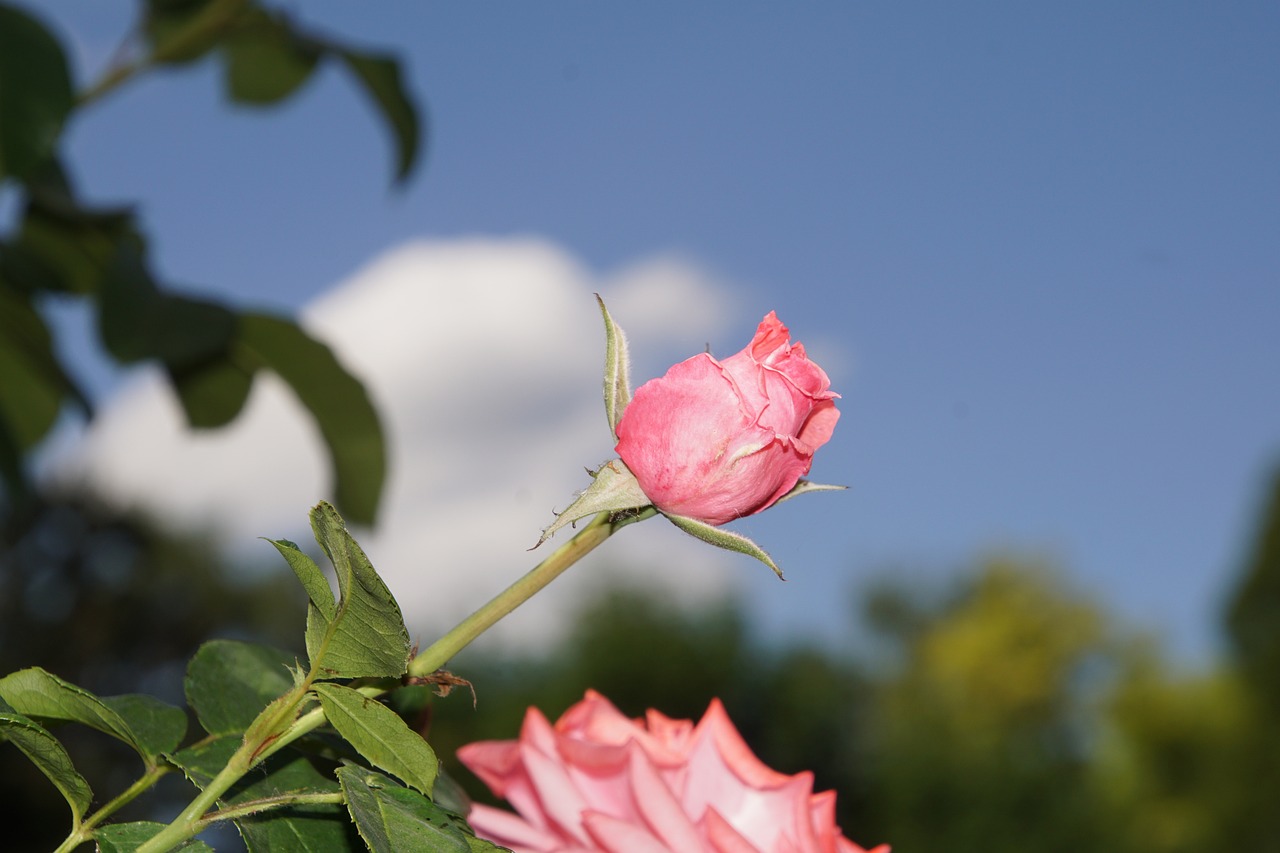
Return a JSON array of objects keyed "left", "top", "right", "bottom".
[
  {"left": 663, "top": 512, "right": 785, "bottom": 579},
  {"left": 239, "top": 313, "right": 386, "bottom": 526},
  {"left": 100, "top": 694, "right": 187, "bottom": 757},
  {"left": 185, "top": 639, "right": 298, "bottom": 736},
  {"left": 596, "top": 294, "right": 632, "bottom": 440},
  {"left": 0, "top": 4, "right": 74, "bottom": 182},
  {"left": 93, "top": 821, "right": 214, "bottom": 852},
  {"left": 337, "top": 766, "right": 496, "bottom": 853},
  {"left": 334, "top": 49, "right": 421, "bottom": 184},
  {"left": 223, "top": 11, "right": 319, "bottom": 104},
  {"left": 0, "top": 696, "right": 92, "bottom": 830},
  {"left": 313, "top": 684, "right": 437, "bottom": 797},
  {"left": 305, "top": 502, "right": 409, "bottom": 679},
  {"left": 0, "top": 667, "right": 178, "bottom": 762}
]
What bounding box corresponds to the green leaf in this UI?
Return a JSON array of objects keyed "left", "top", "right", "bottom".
[
  {"left": 334, "top": 48, "right": 422, "bottom": 184},
  {"left": 303, "top": 501, "right": 410, "bottom": 679},
  {"left": 99, "top": 247, "right": 236, "bottom": 371},
  {"left": 267, "top": 537, "right": 337, "bottom": 666},
  {"left": 94, "top": 822, "right": 214, "bottom": 852},
  {"left": 100, "top": 694, "right": 188, "bottom": 757},
  {"left": 0, "top": 285, "right": 83, "bottom": 451},
  {"left": 171, "top": 733, "right": 362, "bottom": 853},
  {"left": 4, "top": 162, "right": 143, "bottom": 296},
  {"left": 663, "top": 512, "right": 786, "bottom": 579},
  {"left": 239, "top": 313, "right": 386, "bottom": 526},
  {"left": 0, "top": 667, "right": 181, "bottom": 762},
  {"left": 596, "top": 294, "right": 632, "bottom": 440},
  {"left": 170, "top": 353, "right": 254, "bottom": 428},
  {"left": 337, "top": 766, "right": 501, "bottom": 853},
  {"left": 186, "top": 639, "right": 298, "bottom": 736},
  {"left": 0, "top": 4, "right": 74, "bottom": 182},
  {"left": 144, "top": 0, "right": 247, "bottom": 65},
  {"left": 313, "top": 683, "right": 438, "bottom": 796},
  {"left": 0, "top": 696, "right": 92, "bottom": 831},
  {"left": 224, "top": 11, "right": 319, "bottom": 104}
]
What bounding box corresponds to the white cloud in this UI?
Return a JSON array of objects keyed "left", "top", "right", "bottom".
[{"left": 50, "top": 236, "right": 749, "bottom": 654}]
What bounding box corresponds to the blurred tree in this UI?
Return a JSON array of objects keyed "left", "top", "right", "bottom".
[
  {"left": 863, "top": 559, "right": 1118, "bottom": 853},
  {"left": 1225, "top": 465, "right": 1280, "bottom": 710},
  {"left": 1097, "top": 654, "right": 1277, "bottom": 853}
]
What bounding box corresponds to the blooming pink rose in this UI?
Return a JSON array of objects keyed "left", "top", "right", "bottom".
[
  {"left": 458, "top": 690, "right": 887, "bottom": 853},
  {"left": 614, "top": 312, "right": 839, "bottom": 526}
]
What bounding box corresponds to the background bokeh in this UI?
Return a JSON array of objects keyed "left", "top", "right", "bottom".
[{"left": 4, "top": 3, "right": 1280, "bottom": 851}]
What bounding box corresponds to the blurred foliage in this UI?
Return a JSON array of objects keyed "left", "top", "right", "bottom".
[
  {"left": 0, "top": 491, "right": 304, "bottom": 851},
  {"left": 0, "top": 0, "right": 422, "bottom": 524}
]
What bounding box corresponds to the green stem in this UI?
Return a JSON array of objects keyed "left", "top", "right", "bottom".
[
  {"left": 408, "top": 509, "right": 651, "bottom": 677},
  {"left": 135, "top": 508, "right": 651, "bottom": 852},
  {"left": 198, "top": 791, "right": 345, "bottom": 827},
  {"left": 78, "top": 0, "right": 251, "bottom": 107}
]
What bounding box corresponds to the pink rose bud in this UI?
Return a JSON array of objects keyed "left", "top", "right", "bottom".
[{"left": 615, "top": 312, "right": 840, "bottom": 526}]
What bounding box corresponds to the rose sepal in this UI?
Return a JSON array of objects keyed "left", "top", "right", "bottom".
[
  {"left": 535, "top": 458, "right": 651, "bottom": 548},
  {"left": 773, "top": 478, "right": 848, "bottom": 506},
  {"left": 662, "top": 512, "right": 785, "bottom": 580},
  {"left": 596, "top": 294, "right": 632, "bottom": 440}
]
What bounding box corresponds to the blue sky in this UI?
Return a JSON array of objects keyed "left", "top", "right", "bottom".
[{"left": 32, "top": 2, "right": 1280, "bottom": 661}]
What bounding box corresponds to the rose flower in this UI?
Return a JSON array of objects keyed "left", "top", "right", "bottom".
[
  {"left": 458, "top": 690, "right": 886, "bottom": 853},
  {"left": 614, "top": 312, "right": 839, "bottom": 526}
]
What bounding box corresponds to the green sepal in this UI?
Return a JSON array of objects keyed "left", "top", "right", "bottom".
[
  {"left": 772, "top": 478, "right": 848, "bottom": 506},
  {"left": 596, "top": 294, "right": 632, "bottom": 440},
  {"left": 536, "top": 459, "right": 651, "bottom": 547},
  {"left": 663, "top": 512, "right": 785, "bottom": 580}
]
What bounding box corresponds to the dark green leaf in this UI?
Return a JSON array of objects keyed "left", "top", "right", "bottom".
[
  {"left": 313, "top": 683, "right": 438, "bottom": 796},
  {"left": 144, "top": 0, "right": 247, "bottom": 65},
  {"left": 337, "top": 766, "right": 500, "bottom": 853},
  {"left": 334, "top": 49, "right": 421, "bottom": 184},
  {"left": 305, "top": 502, "right": 409, "bottom": 679},
  {"left": 0, "top": 696, "right": 92, "bottom": 829},
  {"left": 99, "top": 247, "right": 236, "bottom": 371},
  {"left": 0, "top": 667, "right": 178, "bottom": 762},
  {"left": 94, "top": 821, "right": 214, "bottom": 852},
  {"left": 0, "top": 285, "right": 80, "bottom": 450},
  {"left": 100, "top": 694, "right": 188, "bottom": 758},
  {"left": 170, "top": 353, "right": 254, "bottom": 428},
  {"left": 0, "top": 4, "right": 74, "bottom": 182},
  {"left": 239, "top": 314, "right": 386, "bottom": 525},
  {"left": 185, "top": 639, "right": 298, "bottom": 736},
  {"left": 224, "top": 11, "right": 319, "bottom": 104},
  {"left": 5, "top": 163, "right": 142, "bottom": 296}
]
